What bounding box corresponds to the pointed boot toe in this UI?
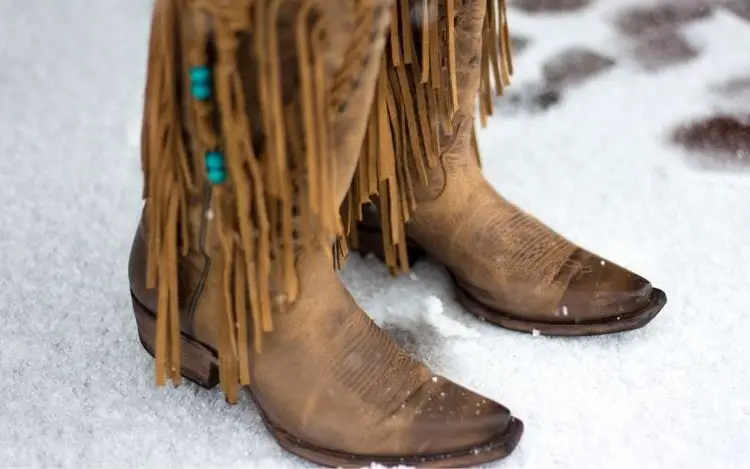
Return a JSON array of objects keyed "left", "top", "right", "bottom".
[
  {"left": 402, "top": 378, "right": 524, "bottom": 466},
  {"left": 454, "top": 246, "right": 667, "bottom": 336},
  {"left": 564, "top": 252, "right": 652, "bottom": 316},
  {"left": 553, "top": 251, "right": 667, "bottom": 335},
  {"left": 267, "top": 373, "right": 524, "bottom": 468}
]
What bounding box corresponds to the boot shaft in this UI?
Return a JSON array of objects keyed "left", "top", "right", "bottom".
[
  {"left": 136, "top": 0, "right": 392, "bottom": 400},
  {"left": 342, "top": 0, "right": 513, "bottom": 272}
]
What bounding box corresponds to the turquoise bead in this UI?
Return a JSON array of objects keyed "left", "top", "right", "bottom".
[
  {"left": 205, "top": 151, "right": 226, "bottom": 184},
  {"left": 205, "top": 151, "right": 225, "bottom": 170},
  {"left": 189, "top": 66, "right": 212, "bottom": 100},
  {"left": 191, "top": 83, "right": 211, "bottom": 101},
  {"left": 207, "top": 169, "right": 226, "bottom": 184},
  {"left": 189, "top": 66, "right": 210, "bottom": 83}
]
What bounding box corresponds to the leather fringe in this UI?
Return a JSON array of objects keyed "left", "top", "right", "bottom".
[
  {"left": 141, "top": 0, "right": 340, "bottom": 402},
  {"left": 341, "top": 0, "right": 512, "bottom": 273}
]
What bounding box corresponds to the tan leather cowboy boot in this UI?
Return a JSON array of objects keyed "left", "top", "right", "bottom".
[
  {"left": 130, "top": 0, "right": 522, "bottom": 466},
  {"left": 347, "top": 0, "right": 667, "bottom": 336}
]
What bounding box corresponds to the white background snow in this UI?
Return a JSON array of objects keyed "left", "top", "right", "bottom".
[{"left": 1, "top": 0, "right": 749, "bottom": 467}]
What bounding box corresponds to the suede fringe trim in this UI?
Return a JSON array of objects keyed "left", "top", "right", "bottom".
[
  {"left": 141, "top": 0, "right": 340, "bottom": 403},
  {"left": 341, "top": 0, "right": 512, "bottom": 274}
]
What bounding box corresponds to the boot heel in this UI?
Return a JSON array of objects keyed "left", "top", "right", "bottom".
[
  {"left": 132, "top": 294, "right": 219, "bottom": 389},
  {"left": 354, "top": 223, "right": 427, "bottom": 269}
]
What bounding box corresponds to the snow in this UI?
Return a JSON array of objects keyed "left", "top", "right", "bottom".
[
  {"left": 422, "top": 295, "right": 482, "bottom": 339},
  {"left": 1, "top": 0, "right": 749, "bottom": 468}
]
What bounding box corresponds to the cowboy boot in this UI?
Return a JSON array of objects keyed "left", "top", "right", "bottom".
[
  {"left": 129, "top": 1, "right": 523, "bottom": 467},
  {"left": 347, "top": 0, "right": 667, "bottom": 336}
]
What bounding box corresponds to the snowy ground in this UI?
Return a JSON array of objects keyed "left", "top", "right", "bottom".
[{"left": 1, "top": 0, "right": 749, "bottom": 467}]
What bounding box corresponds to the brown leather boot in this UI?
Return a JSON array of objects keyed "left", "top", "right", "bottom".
[
  {"left": 347, "top": 0, "right": 667, "bottom": 336},
  {"left": 131, "top": 0, "right": 522, "bottom": 466}
]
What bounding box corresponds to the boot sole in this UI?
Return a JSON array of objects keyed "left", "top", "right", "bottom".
[
  {"left": 355, "top": 224, "right": 668, "bottom": 336},
  {"left": 456, "top": 282, "right": 668, "bottom": 336},
  {"left": 131, "top": 293, "right": 524, "bottom": 468}
]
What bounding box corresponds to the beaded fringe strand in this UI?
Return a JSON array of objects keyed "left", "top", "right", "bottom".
[{"left": 141, "top": 0, "right": 341, "bottom": 402}]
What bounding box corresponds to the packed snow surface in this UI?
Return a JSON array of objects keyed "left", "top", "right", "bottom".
[{"left": 1, "top": 0, "right": 748, "bottom": 467}]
